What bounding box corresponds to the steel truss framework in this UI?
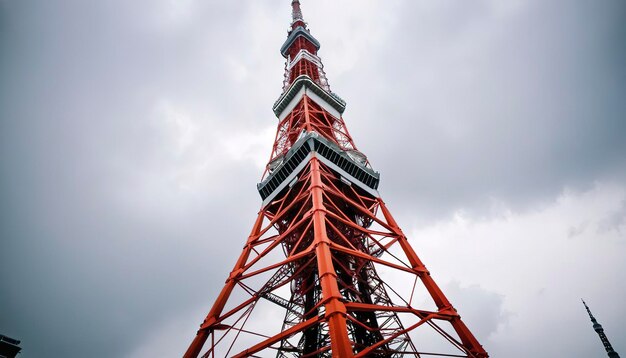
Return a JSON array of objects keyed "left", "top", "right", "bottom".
[
  {"left": 269, "top": 96, "right": 355, "bottom": 167},
  {"left": 184, "top": 1, "right": 488, "bottom": 357},
  {"left": 185, "top": 153, "right": 487, "bottom": 357}
]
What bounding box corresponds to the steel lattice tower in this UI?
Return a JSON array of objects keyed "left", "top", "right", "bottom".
[
  {"left": 582, "top": 300, "right": 620, "bottom": 358},
  {"left": 184, "top": 2, "right": 488, "bottom": 357}
]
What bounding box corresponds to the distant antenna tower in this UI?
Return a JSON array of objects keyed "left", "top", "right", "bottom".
[{"left": 582, "top": 299, "right": 620, "bottom": 357}]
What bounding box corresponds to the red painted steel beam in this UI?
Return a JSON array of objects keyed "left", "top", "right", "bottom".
[
  {"left": 184, "top": 212, "right": 265, "bottom": 358},
  {"left": 378, "top": 199, "right": 488, "bottom": 357},
  {"left": 231, "top": 316, "right": 322, "bottom": 358},
  {"left": 310, "top": 157, "right": 354, "bottom": 357}
]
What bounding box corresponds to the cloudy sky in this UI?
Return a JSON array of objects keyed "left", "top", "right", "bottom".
[{"left": 1, "top": 0, "right": 625, "bottom": 357}]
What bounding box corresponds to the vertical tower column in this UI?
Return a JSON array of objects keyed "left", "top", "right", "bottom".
[{"left": 310, "top": 157, "right": 354, "bottom": 357}]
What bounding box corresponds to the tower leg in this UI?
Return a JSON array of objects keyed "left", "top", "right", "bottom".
[
  {"left": 379, "top": 200, "right": 488, "bottom": 357},
  {"left": 183, "top": 212, "right": 265, "bottom": 358}
]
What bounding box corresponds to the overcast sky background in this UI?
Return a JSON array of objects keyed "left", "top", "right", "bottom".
[{"left": 1, "top": 0, "right": 625, "bottom": 357}]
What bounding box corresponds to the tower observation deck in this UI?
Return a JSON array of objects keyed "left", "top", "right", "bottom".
[{"left": 184, "top": 2, "right": 488, "bottom": 357}]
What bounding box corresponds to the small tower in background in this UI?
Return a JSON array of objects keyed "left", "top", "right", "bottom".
[{"left": 582, "top": 299, "right": 620, "bottom": 357}]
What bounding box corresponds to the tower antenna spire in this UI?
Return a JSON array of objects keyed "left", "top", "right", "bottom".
[
  {"left": 291, "top": 0, "right": 304, "bottom": 23},
  {"left": 582, "top": 299, "right": 620, "bottom": 357}
]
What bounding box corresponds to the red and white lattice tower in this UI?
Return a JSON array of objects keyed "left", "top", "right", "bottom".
[{"left": 184, "top": 2, "right": 489, "bottom": 357}]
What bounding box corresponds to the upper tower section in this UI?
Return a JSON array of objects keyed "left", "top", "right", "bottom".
[
  {"left": 280, "top": 0, "right": 329, "bottom": 92},
  {"left": 583, "top": 299, "right": 604, "bottom": 333},
  {"left": 266, "top": 0, "right": 357, "bottom": 175},
  {"left": 290, "top": 0, "right": 306, "bottom": 30}
]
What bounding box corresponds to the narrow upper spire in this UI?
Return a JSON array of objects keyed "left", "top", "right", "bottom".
[
  {"left": 291, "top": 0, "right": 303, "bottom": 23},
  {"left": 582, "top": 299, "right": 597, "bottom": 323}
]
